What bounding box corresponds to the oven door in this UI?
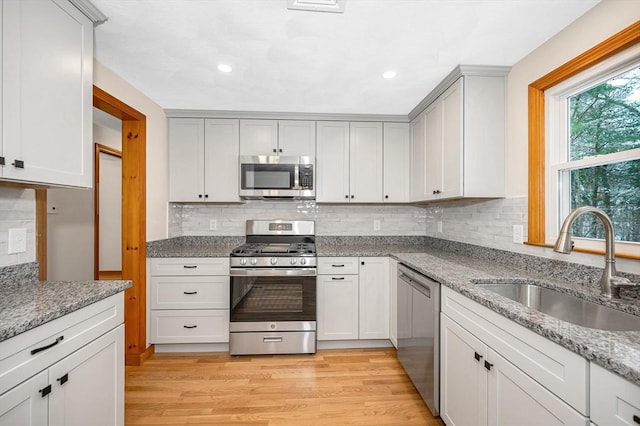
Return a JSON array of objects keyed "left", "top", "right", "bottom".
[{"left": 229, "top": 268, "right": 316, "bottom": 325}]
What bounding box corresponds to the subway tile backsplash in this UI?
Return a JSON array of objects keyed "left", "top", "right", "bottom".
[{"left": 0, "top": 187, "right": 36, "bottom": 268}]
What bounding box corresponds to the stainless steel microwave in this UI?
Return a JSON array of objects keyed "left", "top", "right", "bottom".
[{"left": 239, "top": 156, "right": 315, "bottom": 199}]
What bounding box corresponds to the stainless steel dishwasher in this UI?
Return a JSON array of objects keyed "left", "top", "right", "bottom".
[{"left": 397, "top": 264, "right": 440, "bottom": 416}]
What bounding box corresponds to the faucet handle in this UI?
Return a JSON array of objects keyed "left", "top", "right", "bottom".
[{"left": 611, "top": 276, "right": 636, "bottom": 288}]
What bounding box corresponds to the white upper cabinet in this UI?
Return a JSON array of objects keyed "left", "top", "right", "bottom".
[
  {"left": 278, "top": 120, "right": 316, "bottom": 157},
  {"left": 317, "top": 121, "right": 384, "bottom": 203},
  {"left": 383, "top": 123, "right": 410, "bottom": 203},
  {"left": 239, "top": 119, "right": 315, "bottom": 157},
  {"left": 239, "top": 120, "right": 278, "bottom": 155},
  {"left": 410, "top": 67, "right": 508, "bottom": 202},
  {"left": 2, "top": 0, "right": 93, "bottom": 187},
  {"left": 169, "top": 118, "right": 240, "bottom": 202},
  {"left": 349, "top": 122, "right": 383, "bottom": 203},
  {"left": 316, "top": 121, "right": 350, "bottom": 203}
]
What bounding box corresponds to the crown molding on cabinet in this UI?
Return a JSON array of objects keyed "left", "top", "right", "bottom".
[
  {"left": 68, "top": 0, "right": 107, "bottom": 25},
  {"left": 164, "top": 109, "right": 409, "bottom": 123},
  {"left": 407, "top": 65, "right": 511, "bottom": 121}
]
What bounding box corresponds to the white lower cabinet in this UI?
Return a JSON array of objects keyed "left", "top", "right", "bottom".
[
  {"left": 317, "top": 257, "right": 389, "bottom": 342},
  {"left": 149, "top": 258, "right": 230, "bottom": 344},
  {"left": 0, "top": 294, "right": 124, "bottom": 426},
  {"left": 590, "top": 363, "right": 640, "bottom": 426},
  {"left": 440, "top": 286, "right": 588, "bottom": 426}
]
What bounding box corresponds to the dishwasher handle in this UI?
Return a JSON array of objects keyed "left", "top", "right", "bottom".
[{"left": 398, "top": 268, "right": 436, "bottom": 298}]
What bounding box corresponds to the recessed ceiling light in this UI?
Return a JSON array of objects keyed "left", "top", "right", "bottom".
[
  {"left": 217, "top": 64, "right": 232, "bottom": 73},
  {"left": 383, "top": 70, "right": 397, "bottom": 79}
]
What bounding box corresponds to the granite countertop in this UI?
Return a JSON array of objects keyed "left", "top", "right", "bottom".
[
  {"left": 147, "top": 236, "right": 243, "bottom": 257},
  {"left": 0, "top": 279, "right": 132, "bottom": 342},
  {"left": 391, "top": 250, "right": 640, "bottom": 386}
]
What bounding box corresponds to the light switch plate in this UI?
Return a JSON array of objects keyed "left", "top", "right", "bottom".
[
  {"left": 209, "top": 219, "right": 217, "bottom": 230},
  {"left": 513, "top": 225, "right": 524, "bottom": 244},
  {"left": 8, "top": 228, "right": 27, "bottom": 254},
  {"left": 373, "top": 220, "right": 381, "bottom": 231}
]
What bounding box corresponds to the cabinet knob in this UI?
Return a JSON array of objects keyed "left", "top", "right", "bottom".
[
  {"left": 474, "top": 352, "right": 483, "bottom": 362},
  {"left": 0, "top": 157, "right": 4, "bottom": 166},
  {"left": 385, "top": 195, "right": 389, "bottom": 199},
  {"left": 361, "top": 261, "right": 365, "bottom": 265},
  {"left": 351, "top": 195, "right": 354, "bottom": 199},
  {"left": 632, "top": 415, "right": 640, "bottom": 424},
  {"left": 57, "top": 373, "right": 69, "bottom": 385},
  {"left": 198, "top": 194, "right": 203, "bottom": 198},
  {"left": 433, "top": 190, "right": 441, "bottom": 195},
  {"left": 279, "top": 148, "right": 283, "bottom": 153},
  {"left": 204, "top": 194, "right": 209, "bottom": 198},
  {"left": 12, "top": 159, "right": 24, "bottom": 169},
  {"left": 345, "top": 195, "right": 349, "bottom": 199},
  {"left": 273, "top": 148, "right": 277, "bottom": 153},
  {"left": 484, "top": 360, "right": 494, "bottom": 371},
  {"left": 39, "top": 384, "right": 52, "bottom": 397}
]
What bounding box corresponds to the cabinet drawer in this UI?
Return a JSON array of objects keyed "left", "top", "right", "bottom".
[
  {"left": 0, "top": 293, "right": 123, "bottom": 395},
  {"left": 150, "top": 276, "right": 229, "bottom": 310},
  {"left": 150, "top": 257, "right": 229, "bottom": 276},
  {"left": 590, "top": 363, "right": 640, "bottom": 426},
  {"left": 317, "top": 257, "right": 359, "bottom": 275},
  {"left": 150, "top": 310, "right": 229, "bottom": 344},
  {"left": 441, "top": 287, "right": 588, "bottom": 415}
]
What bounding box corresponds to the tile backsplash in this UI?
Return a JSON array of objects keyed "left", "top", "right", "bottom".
[
  {"left": 169, "top": 200, "right": 427, "bottom": 237},
  {"left": 0, "top": 187, "right": 36, "bottom": 267}
]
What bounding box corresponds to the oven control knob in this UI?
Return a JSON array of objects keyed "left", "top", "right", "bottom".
[
  {"left": 290, "top": 258, "right": 297, "bottom": 265},
  {"left": 270, "top": 257, "right": 277, "bottom": 265},
  {"left": 301, "top": 258, "right": 307, "bottom": 265},
  {"left": 240, "top": 258, "right": 247, "bottom": 266},
  {"left": 250, "top": 258, "right": 258, "bottom": 265}
]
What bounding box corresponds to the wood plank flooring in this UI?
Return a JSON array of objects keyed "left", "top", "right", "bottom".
[{"left": 125, "top": 348, "right": 441, "bottom": 425}]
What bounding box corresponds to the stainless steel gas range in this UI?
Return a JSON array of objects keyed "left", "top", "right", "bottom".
[{"left": 229, "top": 220, "right": 317, "bottom": 355}]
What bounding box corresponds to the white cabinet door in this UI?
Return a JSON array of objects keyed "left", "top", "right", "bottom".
[
  {"left": 0, "top": 371, "right": 48, "bottom": 426},
  {"left": 349, "top": 122, "right": 383, "bottom": 203},
  {"left": 487, "top": 348, "right": 586, "bottom": 426},
  {"left": 358, "top": 257, "right": 389, "bottom": 339},
  {"left": 316, "top": 121, "right": 350, "bottom": 203},
  {"left": 49, "top": 325, "right": 124, "bottom": 426},
  {"left": 590, "top": 363, "right": 640, "bottom": 426},
  {"left": 441, "top": 78, "right": 463, "bottom": 199},
  {"left": 239, "top": 120, "right": 278, "bottom": 155},
  {"left": 278, "top": 120, "right": 316, "bottom": 157},
  {"left": 169, "top": 118, "right": 205, "bottom": 202},
  {"left": 204, "top": 119, "right": 240, "bottom": 202},
  {"left": 410, "top": 111, "right": 428, "bottom": 202},
  {"left": 317, "top": 275, "right": 359, "bottom": 341},
  {"left": 440, "top": 314, "right": 488, "bottom": 426},
  {"left": 383, "top": 123, "right": 410, "bottom": 203},
  {"left": 389, "top": 258, "right": 398, "bottom": 348},
  {"left": 3, "top": 0, "right": 93, "bottom": 187},
  {"left": 424, "top": 101, "right": 442, "bottom": 200}
]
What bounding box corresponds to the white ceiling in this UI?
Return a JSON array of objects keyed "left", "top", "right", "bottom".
[{"left": 92, "top": 0, "right": 600, "bottom": 115}]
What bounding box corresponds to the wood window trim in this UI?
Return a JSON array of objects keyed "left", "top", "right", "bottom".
[{"left": 527, "top": 21, "right": 640, "bottom": 260}]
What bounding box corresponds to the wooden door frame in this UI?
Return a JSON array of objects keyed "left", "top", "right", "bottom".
[
  {"left": 92, "top": 85, "right": 152, "bottom": 366},
  {"left": 94, "top": 143, "right": 123, "bottom": 280}
]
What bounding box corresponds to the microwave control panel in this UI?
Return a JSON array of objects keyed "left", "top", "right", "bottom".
[{"left": 300, "top": 165, "right": 313, "bottom": 189}]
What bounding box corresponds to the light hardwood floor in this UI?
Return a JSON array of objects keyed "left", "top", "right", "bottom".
[{"left": 125, "top": 348, "right": 441, "bottom": 425}]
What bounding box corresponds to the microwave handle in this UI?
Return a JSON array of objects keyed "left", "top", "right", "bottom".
[{"left": 294, "top": 164, "right": 300, "bottom": 189}]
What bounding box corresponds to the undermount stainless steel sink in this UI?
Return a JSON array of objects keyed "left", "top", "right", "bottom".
[{"left": 477, "top": 283, "right": 640, "bottom": 332}]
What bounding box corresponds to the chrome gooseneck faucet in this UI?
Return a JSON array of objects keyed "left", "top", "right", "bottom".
[{"left": 554, "top": 206, "right": 636, "bottom": 298}]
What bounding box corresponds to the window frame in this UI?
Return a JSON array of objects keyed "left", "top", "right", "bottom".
[{"left": 527, "top": 21, "right": 640, "bottom": 259}]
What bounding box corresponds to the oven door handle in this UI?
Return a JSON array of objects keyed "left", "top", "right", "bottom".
[{"left": 229, "top": 268, "right": 317, "bottom": 277}]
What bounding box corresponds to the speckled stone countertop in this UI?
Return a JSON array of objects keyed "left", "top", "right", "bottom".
[
  {"left": 147, "top": 236, "right": 243, "bottom": 257},
  {"left": 392, "top": 250, "right": 640, "bottom": 386},
  {"left": 0, "top": 276, "right": 132, "bottom": 342}
]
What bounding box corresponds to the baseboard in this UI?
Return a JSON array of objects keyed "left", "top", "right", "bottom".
[
  {"left": 153, "top": 343, "right": 230, "bottom": 353},
  {"left": 317, "top": 339, "right": 393, "bottom": 350}
]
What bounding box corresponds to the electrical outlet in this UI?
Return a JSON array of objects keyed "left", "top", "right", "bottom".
[
  {"left": 437, "top": 221, "right": 443, "bottom": 233},
  {"left": 373, "top": 220, "right": 381, "bottom": 231},
  {"left": 513, "top": 225, "right": 524, "bottom": 244},
  {"left": 8, "top": 228, "right": 27, "bottom": 254},
  {"left": 209, "top": 219, "right": 217, "bottom": 230}
]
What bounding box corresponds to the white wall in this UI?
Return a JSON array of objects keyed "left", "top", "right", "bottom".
[{"left": 93, "top": 60, "right": 169, "bottom": 242}]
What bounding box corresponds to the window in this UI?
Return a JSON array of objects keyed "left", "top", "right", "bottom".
[
  {"left": 527, "top": 21, "right": 640, "bottom": 259},
  {"left": 546, "top": 51, "right": 640, "bottom": 252}
]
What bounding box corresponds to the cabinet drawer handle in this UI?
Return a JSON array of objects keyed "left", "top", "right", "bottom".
[
  {"left": 331, "top": 277, "right": 345, "bottom": 280},
  {"left": 183, "top": 291, "right": 198, "bottom": 295},
  {"left": 0, "top": 157, "right": 4, "bottom": 166},
  {"left": 331, "top": 264, "right": 345, "bottom": 267},
  {"left": 57, "top": 373, "right": 69, "bottom": 386},
  {"left": 183, "top": 265, "right": 198, "bottom": 269},
  {"left": 39, "top": 384, "right": 52, "bottom": 398},
  {"left": 183, "top": 325, "right": 197, "bottom": 329},
  {"left": 474, "top": 352, "right": 483, "bottom": 362},
  {"left": 484, "top": 360, "right": 494, "bottom": 371},
  {"left": 31, "top": 336, "right": 64, "bottom": 355},
  {"left": 633, "top": 415, "right": 640, "bottom": 424},
  {"left": 263, "top": 337, "right": 283, "bottom": 343}
]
